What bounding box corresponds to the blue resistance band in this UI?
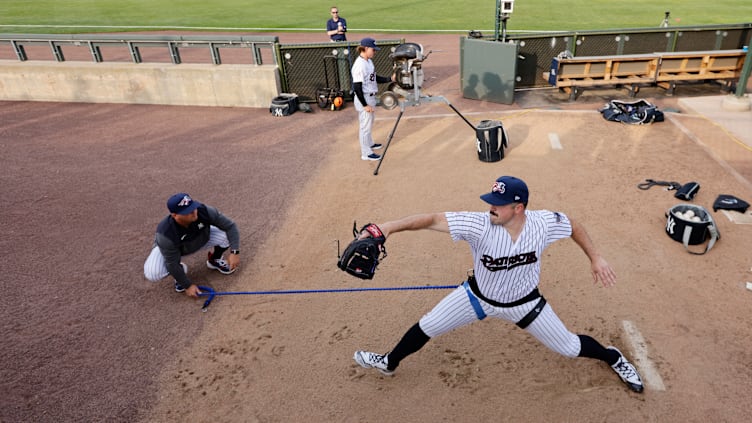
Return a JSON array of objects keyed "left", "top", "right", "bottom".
[
  {"left": 462, "top": 281, "right": 487, "bottom": 320},
  {"left": 196, "top": 284, "right": 458, "bottom": 312}
]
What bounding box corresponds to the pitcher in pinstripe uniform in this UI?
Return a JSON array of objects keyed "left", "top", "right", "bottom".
[{"left": 354, "top": 176, "right": 644, "bottom": 393}]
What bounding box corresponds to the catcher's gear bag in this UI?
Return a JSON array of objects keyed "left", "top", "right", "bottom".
[{"left": 337, "top": 222, "right": 386, "bottom": 280}]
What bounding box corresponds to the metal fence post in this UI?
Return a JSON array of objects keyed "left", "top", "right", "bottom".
[
  {"left": 50, "top": 41, "right": 64, "bottom": 61},
  {"left": 210, "top": 43, "right": 222, "bottom": 65},
  {"left": 88, "top": 42, "right": 102, "bottom": 62},
  {"left": 128, "top": 42, "right": 142, "bottom": 63},
  {"left": 251, "top": 42, "right": 262, "bottom": 65},
  {"left": 735, "top": 46, "right": 751, "bottom": 97},
  {"left": 168, "top": 42, "right": 181, "bottom": 64},
  {"left": 11, "top": 40, "right": 27, "bottom": 61}
]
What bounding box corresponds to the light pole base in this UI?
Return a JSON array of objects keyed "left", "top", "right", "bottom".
[{"left": 721, "top": 94, "right": 751, "bottom": 112}]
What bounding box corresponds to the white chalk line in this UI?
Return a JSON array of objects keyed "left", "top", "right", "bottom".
[
  {"left": 374, "top": 109, "right": 522, "bottom": 122},
  {"left": 548, "top": 132, "right": 563, "bottom": 150},
  {"left": 621, "top": 320, "right": 666, "bottom": 391},
  {"left": 666, "top": 114, "right": 752, "bottom": 193}
]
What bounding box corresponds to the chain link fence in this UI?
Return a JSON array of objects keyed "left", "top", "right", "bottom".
[
  {"left": 275, "top": 25, "right": 749, "bottom": 96},
  {"left": 276, "top": 39, "right": 404, "bottom": 103}
]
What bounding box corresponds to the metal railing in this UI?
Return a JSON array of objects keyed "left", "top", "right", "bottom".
[
  {"left": 0, "top": 33, "right": 278, "bottom": 65},
  {"left": 1, "top": 24, "right": 749, "bottom": 99}
]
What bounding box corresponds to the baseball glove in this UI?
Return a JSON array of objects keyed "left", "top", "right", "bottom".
[{"left": 337, "top": 222, "right": 387, "bottom": 280}]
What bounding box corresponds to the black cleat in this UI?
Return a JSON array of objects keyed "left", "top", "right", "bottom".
[{"left": 608, "top": 346, "right": 644, "bottom": 393}]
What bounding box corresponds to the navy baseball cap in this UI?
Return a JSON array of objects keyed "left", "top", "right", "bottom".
[
  {"left": 480, "top": 176, "right": 529, "bottom": 206},
  {"left": 360, "top": 37, "right": 380, "bottom": 50},
  {"left": 167, "top": 193, "right": 201, "bottom": 215}
]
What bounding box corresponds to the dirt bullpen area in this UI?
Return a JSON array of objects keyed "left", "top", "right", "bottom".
[{"left": 1, "top": 33, "right": 751, "bottom": 422}]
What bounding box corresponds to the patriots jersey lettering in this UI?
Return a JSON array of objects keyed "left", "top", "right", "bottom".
[{"left": 480, "top": 251, "right": 538, "bottom": 272}]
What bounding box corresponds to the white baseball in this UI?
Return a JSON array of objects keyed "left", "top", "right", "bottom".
[
  {"left": 691, "top": 216, "right": 701, "bottom": 222},
  {"left": 674, "top": 211, "right": 685, "bottom": 219},
  {"left": 684, "top": 209, "right": 695, "bottom": 218}
]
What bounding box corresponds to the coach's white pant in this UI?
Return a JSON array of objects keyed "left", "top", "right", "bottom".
[
  {"left": 354, "top": 94, "right": 378, "bottom": 157},
  {"left": 418, "top": 286, "right": 582, "bottom": 358},
  {"left": 143, "top": 225, "right": 230, "bottom": 282}
]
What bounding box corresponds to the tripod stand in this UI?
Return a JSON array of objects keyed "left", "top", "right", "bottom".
[
  {"left": 660, "top": 11, "right": 671, "bottom": 28},
  {"left": 373, "top": 66, "right": 476, "bottom": 176}
]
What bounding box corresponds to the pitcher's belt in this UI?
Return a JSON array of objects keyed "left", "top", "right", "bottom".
[{"left": 467, "top": 275, "right": 540, "bottom": 308}]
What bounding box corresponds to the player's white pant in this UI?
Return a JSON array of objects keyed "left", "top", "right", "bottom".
[
  {"left": 418, "top": 285, "right": 581, "bottom": 358},
  {"left": 143, "top": 225, "right": 230, "bottom": 282},
  {"left": 354, "top": 94, "right": 378, "bottom": 157}
]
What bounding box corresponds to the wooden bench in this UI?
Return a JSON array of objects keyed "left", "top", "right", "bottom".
[
  {"left": 655, "top": 49, "right": 747, "bottom": 94},
  {"left": 548, "top": 54, "right": 660, "bottom": 100}
]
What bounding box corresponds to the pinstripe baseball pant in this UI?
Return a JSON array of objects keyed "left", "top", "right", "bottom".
[
  {"left": 354, "top": 94, "right": 378, "bottom": 157},
  {"left": 419, "top": 285, "right": 581, "bottom": 357}
]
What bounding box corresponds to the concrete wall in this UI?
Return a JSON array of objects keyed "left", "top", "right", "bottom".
[{"left": 0, "top": 61, "right": 281, "bottom": 108}]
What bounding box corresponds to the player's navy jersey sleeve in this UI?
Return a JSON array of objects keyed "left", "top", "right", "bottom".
[
  {"left": 153, "top": 216, "right": 191, "bottom": 285},
  {"left": 153, "top": 204, "right": 239, "bottom": 269},
  {"left": 203, "top": 205, "right": 240, "bottom": 250}
]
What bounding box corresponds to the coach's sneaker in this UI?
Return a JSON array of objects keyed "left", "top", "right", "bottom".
[
  {"left": 370, "top": 143, "right": 383, "bottom": 150},
  {"left": 361, "top": 153, "right": 381, "bottom": 161},
  {"left": 174, "top": 263, "right": 189, "bottom": 293},
  {"left": 353, "top": 351, "right": 394, "bottom": 376},
  {"left": 607, "top": 346, "right": 644, "bottom": 393},
  {"left": 206, "top": 253, "right": 236, "bottom": 275}
]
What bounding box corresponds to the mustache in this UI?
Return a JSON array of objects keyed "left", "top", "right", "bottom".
[{"left": 490, "top": 211, "right": 498, "bottom": 217}]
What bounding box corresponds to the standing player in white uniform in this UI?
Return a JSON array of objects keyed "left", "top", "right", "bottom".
[
  {"left": 351, "top": 37, "right": 393, "bottom": 161},
  {"left": 354, "top": 176, "right": 644, "bottom": 393}
]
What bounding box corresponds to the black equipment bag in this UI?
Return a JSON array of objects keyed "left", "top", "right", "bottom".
[
  {"left": 599, "top": 99, "right": 664, "bottom": 125},
  {"left": 316, "top": 88, "right": 345, "bottom": 110},
  {"left": 674, "top": 182, "right": 700, "bottom": 201},
  {"left": 270, "top": 93, "right": 299, "bottom": 117},
  {"left": 475, "top": 119, "right": 508, "bottom": 162}
]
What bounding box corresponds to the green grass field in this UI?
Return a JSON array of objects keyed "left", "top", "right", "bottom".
[{"left": 0, "top": 0, "right": 749, "bottom": 34}]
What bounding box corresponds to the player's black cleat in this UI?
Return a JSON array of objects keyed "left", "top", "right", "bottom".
[
  {"left": 607, "top": 346, "right": 644, "bottom": 393},
  {"left": 361, "top": 153, "right": 381, "bottom": 161},
  {"left": 206, "top": 253, "right": 236, "bottom": 275},
  {"left": 353, "top": 351, "right": 394, "bottom": 376}
]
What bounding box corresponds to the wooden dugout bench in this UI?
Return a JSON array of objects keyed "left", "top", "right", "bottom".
[
  {"left": 548, "top": 54, "right": 660, "bottom": 100},
  {"left": 547, "top": 49, "right": 747, "bottom": 100},
  {"left": 654, "top": 49, "right": 747, "bottom": 95}
]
